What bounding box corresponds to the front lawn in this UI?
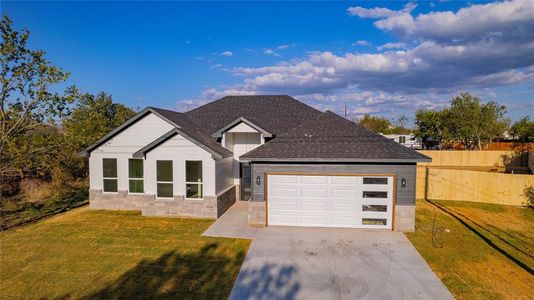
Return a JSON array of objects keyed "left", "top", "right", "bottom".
[
  {"left": 406, "top": 199, "right": 534, "bottom": 300},
  {"left": 0, "top": 207, "right": 251, "bottom": 299}
]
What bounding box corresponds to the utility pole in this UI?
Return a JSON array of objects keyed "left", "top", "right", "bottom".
[{"left": 344, "top": 104, "right": 347, "bottom": 119}]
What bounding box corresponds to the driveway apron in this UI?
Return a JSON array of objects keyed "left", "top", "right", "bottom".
[{"left": 229, "top": 226, "right": 453, "bottom": 300}]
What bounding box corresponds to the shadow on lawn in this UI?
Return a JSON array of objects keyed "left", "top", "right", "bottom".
[
  {"left": 429, "top": 200, "right": 534, "bottom": 276},
  {"left": 63, "top": 242, "right": 299, "bottom": 300},
  {"left": 75, "top": 243, "right": 243, "bottom": 300}
]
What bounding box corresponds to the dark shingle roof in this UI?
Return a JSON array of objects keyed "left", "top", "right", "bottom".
[
  {"left": 185, "top": 95, "right": 322, "bottom": 136},
  {"left": 240, "top": 111, "right": 431, "bottom": 162}
]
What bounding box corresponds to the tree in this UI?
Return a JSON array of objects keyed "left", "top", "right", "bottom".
[
  {"left": 510, "top": 116, "right": 534, "bottom": 142},
  {"left": 358, "top": 114, "right": 392, "bottom": 134},
  {"left": 62, "top": 92, "right": 136, "bottom": 177},
  {"left": 1, "top": 16, "right": 77, "bottom": 196},
  {"left": 446, "top": 93, "right": 508, "bottom": 150},
  {"left": 413, "top": 109, "right": 448, "bottom": 149}
]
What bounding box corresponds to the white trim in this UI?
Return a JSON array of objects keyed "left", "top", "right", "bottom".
[
  {"left": 128, "top": 158, "right": 145, "bottom": 194},
  {"left": 156, "top": 160, "right": 174, "bottom": 199},
  {"left": 102, "top": 158, "right": 118, "bottom": 193},
  {"left": 185, "top": 160, "right": 203, "bottom": 200},
  {"left": 216, "top": 184, "right": 235, "bottom": 197}
]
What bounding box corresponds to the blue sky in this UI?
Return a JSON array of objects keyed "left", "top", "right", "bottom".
[{"left": 3, "top": 1, "right": 534, "bottom": 122}]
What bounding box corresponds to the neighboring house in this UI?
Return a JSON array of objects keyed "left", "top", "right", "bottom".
[
  {"left": 382, "top": 134, "right": 422, "bottom": 149},
  {"left": 81, "top": 95, "right": 430, "bottom": 232}
]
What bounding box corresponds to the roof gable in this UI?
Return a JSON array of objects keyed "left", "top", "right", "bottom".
[
  {"left": 211, "top": 117, "right": 272, "bottom": 138},
  {"left": 80, "top": 107, "right": 231, "bottom": 158}
]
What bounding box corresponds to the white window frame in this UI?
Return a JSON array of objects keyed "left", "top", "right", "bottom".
[
  {"left": 102, "top": 158, "right": 118, "bottom": 193},
  {"left": 185, "top": 160, "right": 203, "bottom": 200},
  {"left": 156, "top": 160, "right": 174, "bottom": 199},
  {"left": 128, "top": 158, "right": 144, "bottom": 194}
]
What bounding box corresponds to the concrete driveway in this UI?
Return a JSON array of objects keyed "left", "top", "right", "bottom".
[{"left": 229, "top": 226, "right": 453, "bottom": 300}]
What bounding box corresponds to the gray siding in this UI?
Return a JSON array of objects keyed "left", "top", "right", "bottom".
[{"left": 250, "top": 163, "right": 417, "bottom": 205}]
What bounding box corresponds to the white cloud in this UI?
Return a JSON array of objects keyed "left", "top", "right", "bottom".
[
  {"left": 221, "top": 51, "right": 233, "bottom": 57},
  {"left": 190, "top": 0, "right": 534, "bottom": 118},
  {"left": 352, "top": 0, "right": 534, "bottom": 42},
  {"left": 263, "top": 48, "right": 281, "bottom": 56},
  {"left": 264, "top": 45, "right": 292, "bottom": 56},
  {"left": 229, "top": 0, "right": 534, "bottom": 95},
  {"left": 347, "top": 2, "right": 417, "bottom": 18},
  {"left": 377, "top": 42, "right": 407, "bottom": 50},
  {"left": 353, "top": 40, "right": 372, "bottom": 46}
]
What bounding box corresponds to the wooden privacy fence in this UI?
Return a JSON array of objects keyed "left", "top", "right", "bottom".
[
  {"left": 417, "top": 150, "right": 526, "bottom": 167},
  {"left": 416, "top": 167, "right": 534, "bottom": 205}
]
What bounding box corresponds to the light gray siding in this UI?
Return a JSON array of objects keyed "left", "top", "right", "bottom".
[
  {"left": 250, "top": 163, "right": 417, "bottom": 205},
  {"left": 215, "top": 156, "right": 234, "bottom": 194}
]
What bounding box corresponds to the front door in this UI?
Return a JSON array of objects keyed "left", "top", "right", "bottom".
[{"left": 240, "top": 163, "right": 252, "bottom": 201}]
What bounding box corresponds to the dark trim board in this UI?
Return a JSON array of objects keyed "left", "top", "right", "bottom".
[{"left": 240, "top": 157, "right": 431, "bottom": 163}]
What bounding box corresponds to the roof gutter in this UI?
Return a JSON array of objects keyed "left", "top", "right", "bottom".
[{"left": 239, "top": 157, "right": 432, "bottom": 163}]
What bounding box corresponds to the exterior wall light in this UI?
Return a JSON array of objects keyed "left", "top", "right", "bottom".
[
  {"left": 256, "top": 176, "right": 261, "bottom": 185},
  {"left": 401, "top": 178, "right": 407, "bottom": 188}
]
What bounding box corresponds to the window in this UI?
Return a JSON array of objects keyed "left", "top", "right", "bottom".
[
  {"left": 102, "top": 158, "right": 118, "bottom": 192},
  {"left": 156, "top": 160, "right": 173, "bottom": 198},
  {"left": 186, "top": 161, "right": 203, "bottom": 199},
  {"left": 363, "top": 191, "right": 388, "bottom": 198},
  {"left": 362, "top": 204, "right": 388, "bottom": 212},
  {"left": 128, "top": 159, "right": 144, "bottom": 193},
  {"left": 363, "top": 177, "right": 388, "bottom": 185},
  {"left": 399, "top": 136, "right": 406, "bottom": 144},
  {"left": 362, "top": 218, "right": 387, "bottom": 225}
]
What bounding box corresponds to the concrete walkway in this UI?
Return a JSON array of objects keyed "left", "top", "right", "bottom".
[
  {"left": 202, "top": 201, "right": 258, "bottom": 239},
  {"left": 229, "top": 226, "right": 453, "bottom": 300}
]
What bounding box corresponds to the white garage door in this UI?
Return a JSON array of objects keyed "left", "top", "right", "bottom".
[{"left": 267, "top": 175, "right": 394, "bottom": 229}]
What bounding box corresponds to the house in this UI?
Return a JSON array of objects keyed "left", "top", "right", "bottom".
[
  {"left": 382, "top": 134, "right": 422, "bottom": 149},
  {"left": 81, "top": 95, "right": 430, "bottom": 232}
]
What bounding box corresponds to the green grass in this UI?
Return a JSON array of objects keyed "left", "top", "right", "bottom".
[
  {"left": 406, "top": 199, "right": 534, "bottom": 300},
  {"left": 0, "top": 207, "right": 251, "bottom": 299}
]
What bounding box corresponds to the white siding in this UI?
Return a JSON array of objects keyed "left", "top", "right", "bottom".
[
  {"left": 223, "top": 132, "right": 234, "bottom": 152},
  {"left": 97, "top": 113, "right": 174, "bottom": 153},
  {"left": 216, "top": 156, "right": 234, "bottom": 194},
  {"left": 89, "top": 113, "right": 173, "bottom": 191},
  {"left": 145, "top": 134, "right": 216, "bottom": 197},
  {"left": 88, "top": 112, "right": 218, "bottom": 198}
]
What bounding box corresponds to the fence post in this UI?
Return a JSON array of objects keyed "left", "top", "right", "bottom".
[{"left": 425, "top": 166, "right": 429, "bottom": 201}]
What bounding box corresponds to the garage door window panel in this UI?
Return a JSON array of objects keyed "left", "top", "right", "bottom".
[
  {"left": 363, "top": 191, "right": 388, "bottom": 198},
  {"left": 362, "top": 204, "right": 388, "bottom": 212},
  {"left": 363, "top": 177, "right": 388, "bottom": 185},
  {"left": 362, "top": 218, "right": 387, "bottom": 225}
]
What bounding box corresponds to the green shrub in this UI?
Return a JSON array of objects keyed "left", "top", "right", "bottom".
[{"left": 523, "top": 186, "right": 534, "bottom": 207}]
